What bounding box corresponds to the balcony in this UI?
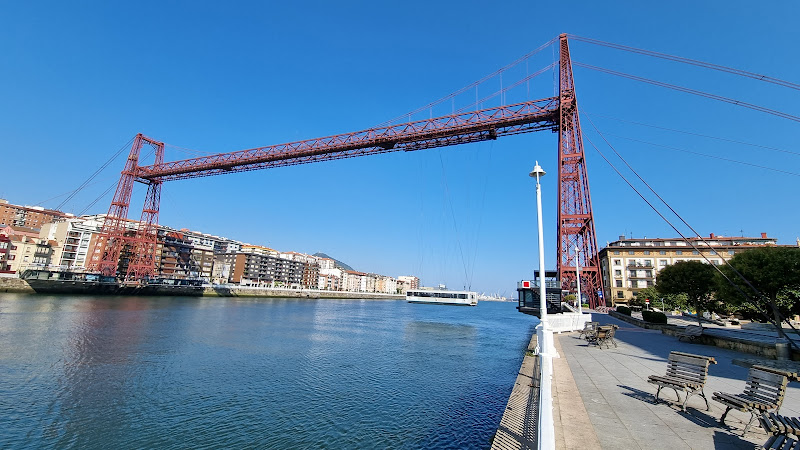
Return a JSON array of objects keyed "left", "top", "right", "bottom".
[{"left": 627, "top": 262, "right": 653, "bottom": 268}]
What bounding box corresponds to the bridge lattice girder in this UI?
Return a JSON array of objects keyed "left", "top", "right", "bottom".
[{"left": 92, "top": 34, "right": 606, "bottom": 311}]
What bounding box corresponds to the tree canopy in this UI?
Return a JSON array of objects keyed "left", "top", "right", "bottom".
[
  {"left": 656, "top": 260, "right": 717, "bottom": 326},
  {"left": 717, "top": 247, "right": 800, "bottom": 337}
]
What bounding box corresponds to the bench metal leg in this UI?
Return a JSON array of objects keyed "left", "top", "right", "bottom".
[
  {"left": 719, "top": 406, "right": 732, "bottom": 425},
  {"left": 699, "top": 390, "right": 710, "bottom": 411},
  {"left": 741, "top": 412, "right": 757, "bottom": 436},
  {"left": 654, "top": 386, "right": 662, "bottom": 404},
  {"left": 681, "top": 391, "right": 693, "bottom": 412}
]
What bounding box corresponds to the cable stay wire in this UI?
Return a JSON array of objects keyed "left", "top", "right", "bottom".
[
  {"left": 378, "top": 37, "right": 558, "bottom": 127},
  {"left": 587, "top": 113, "right": 800, "bottom": 157},
  {"left": 574, "top": 62, "right": 800, "bottom": 124},
  {"left": 602, "top": 133, "right": 800, "bottom": 177},
  {"left": 53, "top": 137, "right": 135, "bottom": 212},
  {"left": 165, "top": 143, "right": 215, "bottom": 157},
  {"left": 569, "top": 34, "right": 800, "bottom": 91},
  {"left": 454, "top": 63, "right": 556, "bottom": 115},
  {"left": 437, "top": 151, "right": 471, "bottom": 290},
  {"left": 467, "top": 140, "right": 493, "bottom": 292},
  {"left": 582, "top": 114, "right": 800, "bottom": 348}
]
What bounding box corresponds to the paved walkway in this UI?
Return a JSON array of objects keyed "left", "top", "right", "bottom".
[{"left": 555, "top": 313, "right": 800, "bottom": 449}]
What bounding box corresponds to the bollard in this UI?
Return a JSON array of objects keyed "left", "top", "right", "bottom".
[{"left": 776, "top": 338, "right": 790, "bottom": 361}]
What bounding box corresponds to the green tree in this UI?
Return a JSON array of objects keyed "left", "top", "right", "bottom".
[
  {"left": 656, "top": 260, "right": 717, "bottom": 327},
  {"left": 635, "top": 286, "right": 688, "bottom": 312},
  {"left": 717, "top": 247, "right": 800, "bottom": 339}
]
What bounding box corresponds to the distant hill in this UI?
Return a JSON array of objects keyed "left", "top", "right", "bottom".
[{"left": 312, "top": 252, "right": 354, "bottom": 271}]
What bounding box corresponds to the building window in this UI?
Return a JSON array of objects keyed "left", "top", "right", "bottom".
[
  {"left": 613, "top": 251, "right": 620, "bottom": 255},
  {"left": 614, "top": 269, "right": 621, "bottom": 276},
  {"left": 617, "top": 291, "right": 624, "bottom": 299},
  {"left": 613, "top": 259, "right": 621, "bottom": 266},
  {"left": 644, "top": 250, "right": 650, "bottom": 255},
  {"left": 659, "top": 259, "right": 667, "bottom": 266},
  {"left": 616, "top": 280, "right": 623, "bottom": 287},
  {"left": 728, "top": 250, "right": 735, "bottom": 255},
  {"left": 647, "top": 281, "right": 654, "bottom": 287},
  {"left": 644, "top": 260, "right": 652, "bottom": 266},
  {"left": 676, "top": 251, "right": 683, "bottom": 255},
  {"left": 659, "top": 250, "right": 666, "bottom": 255},
  {"left": 710, "top": 250, "right": 717, "bottom": 255},
  {"left": 628, "top": 251, "right": 635, "bottom": 255},
  {"left": 645, "top": 270, "right": 652, "bottom": 277}
]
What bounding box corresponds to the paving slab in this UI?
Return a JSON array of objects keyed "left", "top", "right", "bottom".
[{"left": 555, "top": 313, "right": 800, "bottom": 449}]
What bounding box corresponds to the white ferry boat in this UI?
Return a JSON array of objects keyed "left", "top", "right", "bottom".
[{"left": 406, "top": 289, "right": 478, "bottom": 306}]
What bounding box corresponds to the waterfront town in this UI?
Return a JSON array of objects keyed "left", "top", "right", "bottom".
[
  {"left": 1, "top": 197, "right": 794, "bottom": 305},
  {"left": 0, "top": 198, "right": 420, "bottom": 294}
]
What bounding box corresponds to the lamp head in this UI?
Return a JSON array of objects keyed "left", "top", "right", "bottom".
[{"left": 529, "top": 161, "right": 546, "bottom": 178}]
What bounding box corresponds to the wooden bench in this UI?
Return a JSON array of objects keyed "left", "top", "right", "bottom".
[
  {"left": 678, "top": 325, "right": 704, "bottom": 342},
  {"left": 713, "top": 366, "right": 790, "bottom": 436},
  {"left": 759, "top": 411, "right": 800, "bottom": 437},
  {"left": 647, "top": 351, "right": 717, "bottom": 411},
  {"left": 578, "top": 321, "right": 599, "bottom": 340},
  {"left": 761, "top": 434, "right": 800, "bottom": 449},
  {"left": 588, "top": 325, "right": 618, "bottom": 349},
  {"left": 758, "top": 412, "right": 800, "bottom": 449}
]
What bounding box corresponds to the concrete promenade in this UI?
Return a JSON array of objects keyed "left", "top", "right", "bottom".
[{"left": 553, "top": 313, "right": 800, "bottom": 449}]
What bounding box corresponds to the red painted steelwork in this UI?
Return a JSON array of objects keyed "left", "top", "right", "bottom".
[
  {"left": 96, "top": 35, "right": 605, "bottom": 295},
  {"left": 556, "top": 34, "right": 605, "bottom": 308},
  {"left": 89, "top": 134, "right": 164, "bottom": 280},
  {"left": 135, "top": 99, "right": 559, "bottom": 181}
]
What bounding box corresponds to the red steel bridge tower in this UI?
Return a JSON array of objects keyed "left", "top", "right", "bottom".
[{"left": 89, "top": 34, "right": 606, "bottom": 308}]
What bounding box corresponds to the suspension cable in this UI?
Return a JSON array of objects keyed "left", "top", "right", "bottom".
[
  {"left": 569, "top": 34, "right": 800, "bottom": 91},
  {"left": 602, "top": 134, "right": 800, "bottom": 177},
  {"left": 583, "top": 115, "right": 800, "bottom": 348},
  {"left": 574, "top": 62, "right": 800, "bottom": 123},
  {"left": 378, "top": 37, "right": 557, "bottom": 127},
  {"left": 54, "top": 137, "right": 134, "bottom": 211},
  {"left": 588, "top": 113, "right": 800, "bottom": 157}
]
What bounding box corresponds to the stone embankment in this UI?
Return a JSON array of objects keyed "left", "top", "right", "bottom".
[
  {"left": 203, "top": 285, "right": 404, "bottom": 300},
  {"left": 0, "top": 276, "right": 35, "bottom": 293},
  {"left": 0, "top": 276, "right": 404, "bottom": 300}
]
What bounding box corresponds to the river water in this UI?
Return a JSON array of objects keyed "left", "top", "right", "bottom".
[{"left": 0, "top": 294, "right": 537, "bottom": 449}]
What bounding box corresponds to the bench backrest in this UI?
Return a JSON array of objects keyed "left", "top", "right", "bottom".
[
  {"left": 665, "top": 352, "right": 713, "bottom": 384},
  {"left": 745, "top": 367, "right": 789, "bottom": 409}
]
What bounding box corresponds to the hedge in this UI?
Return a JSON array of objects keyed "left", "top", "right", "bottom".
[
  {"left": 616, "top": 305, "right": 632, "bottom": 316},
  {"left": 642, "top": 310, "right": 668, "bottom": 324}
]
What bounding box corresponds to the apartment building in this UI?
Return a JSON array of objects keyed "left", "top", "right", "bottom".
[
  {"left": 221, "top": 246, "right": 305, "bottom": 287},
  {"left": 397, "top": 275, "right": 420, "bottom": 293},
  {"left": 598, "top": 233, "right": 779, "bottom": 305},
  {"left": 4, "top": 235, "right": 55, "bottom": 273},
  {"left": 375, "top": 275, "right": 398, "bottom": 294},
  {"left": 0, "top": 234, "right": 11, "bottom": 272},
  {"left": 177, "top": 228, "right": 243, "bottom": 255},
  {"left": 40, "top": 217, "right": 103, "bottom": 269},
  {"left": 0, "top": 199, "right": 70, "bottom": 230}
]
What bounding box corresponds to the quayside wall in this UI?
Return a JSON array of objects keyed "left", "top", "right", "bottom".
[{"left": 0, "top": 276, "right": 404, "bottom": 300}]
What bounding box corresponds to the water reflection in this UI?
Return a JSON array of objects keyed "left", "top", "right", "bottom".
[{"left": 0, "top": 295, "right": 536, "bottom": 449}]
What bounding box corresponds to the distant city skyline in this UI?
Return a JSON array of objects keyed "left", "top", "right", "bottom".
[{"left": 2, "top": 1, "right": 797, "bottom": 295}]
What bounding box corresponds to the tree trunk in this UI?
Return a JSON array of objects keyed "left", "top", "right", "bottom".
[
  {"left": 770, "top": 298, "right": 788, "bottom": 340},
  {"left": 696, "top": 308, "right": 704, "bottom": 328}
]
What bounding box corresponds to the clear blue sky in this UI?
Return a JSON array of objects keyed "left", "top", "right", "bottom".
[{"left": 1, "top": 1, "right": 798, "bottom": 296}]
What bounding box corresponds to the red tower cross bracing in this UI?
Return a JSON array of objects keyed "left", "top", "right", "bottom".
[{"left": 89, "top": 34, "right": 606, "bottom": 308}]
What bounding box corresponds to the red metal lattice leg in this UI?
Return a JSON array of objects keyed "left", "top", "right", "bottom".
[{"left": 556, "top": 34, "right": 606, "bottom": 309}]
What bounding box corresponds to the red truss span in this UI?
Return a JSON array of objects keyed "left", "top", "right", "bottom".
[{"left": 136, "top": 99, "right": 559, "bottom": 182}]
